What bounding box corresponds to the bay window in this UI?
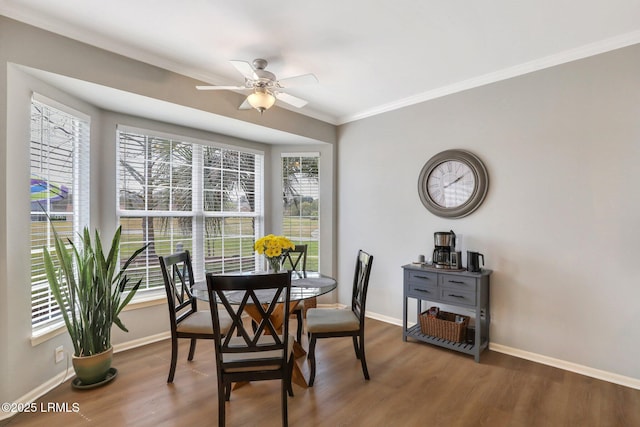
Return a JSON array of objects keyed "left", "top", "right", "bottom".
[{"left": 117, "top": 127, "right": 263, "bottom": 293}]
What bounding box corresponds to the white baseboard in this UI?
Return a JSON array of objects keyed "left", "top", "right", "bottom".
[
  {"left": 113, "top": 331, "right": 170, "bottom": 353},
  {"left": 489, "top": 343, "right": 640, "bottom": 390},
  {"left": 366, "top": 311, "right": 403, "bottom": 327},
  {"left": 366, "top": 311, "right": 640, "bottom": 391},
  {"left": 0, "top": 369, "right": 73, "bottom": 421},
  {"left": 6, "top": 310, "right": 638, "bottom": 423},
  {"left": 1, "top": 332, "right": 171, "bottom": 422}
]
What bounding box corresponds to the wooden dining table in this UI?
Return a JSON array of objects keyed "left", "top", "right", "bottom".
[{"left": 192, "top": 271, "right": 337, "bottom": 388}]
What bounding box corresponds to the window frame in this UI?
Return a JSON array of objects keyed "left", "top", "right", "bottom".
[
  {"left": 116, "top": 126, "right": 265, "bottom": 296},
  {"left": 281, "top": 152, "right": 320, "bottom": 272},
  {"left": 30, "top": 94, "right": 91, "bottom": 334}
]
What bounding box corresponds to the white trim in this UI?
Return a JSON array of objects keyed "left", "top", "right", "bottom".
[
  {"left": 339, "top": 30, "right": 640, "bottom": 125},
  {"left": 32, "top": 92, "right": 91, "bottom": 122},
  {"left": 281, "top": 151, "right": 320, "bottom": 158},
  {"left": 113, "top": 331, "right": 170, "bottom": 353},
  {"left": 31, "top": 291, "right": 165, "bottom": 345},
  {"left": 117, "top": 124, "right": 265, "bottom": 156},
  {"left": 0, "top": 368, "right": 73, "bottom": 422},
  {"left": 366, "top": 310, "right": 403, "bottom": 327},
  {"left": 489, "top": 343, "right": 640, "bottom": 391},
  {"left": 10, "top": 311, "right": 639, "bottom": 423},
  {"left": 30, "top": 323, "right": 67, "bottom": 346},
  {"left": 364, "top": 312, "right": 640, "bottom": 391},
  {"left": 2, "top": 332, "right": 171, "bottom": 422},
  {"left": 123, "top": 292, "right": 166, "bottom": 311}
]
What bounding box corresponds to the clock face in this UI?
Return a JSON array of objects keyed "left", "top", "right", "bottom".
[
  {"left": 426, "top": 160, "right": 476, "bottom": 208},
  {"left": 418, "top": 150, "right": 489, "bottom": 218}
]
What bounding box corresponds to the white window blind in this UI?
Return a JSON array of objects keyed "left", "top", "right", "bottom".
[
  {"left": 117, "top": 128, "right": 263, "bottom": 291},
  {"left": 30, "top": 96, "right": 90, "bottom": 330},
  {"left": 281, "top": 153, "right": 320, "bottom": 271}
]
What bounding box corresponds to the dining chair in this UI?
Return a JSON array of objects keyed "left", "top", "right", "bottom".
[
  {"left": 282, "top": 244, "right": 309, "bottom": 342},
  {"left": 159, "top": 251, "right": 232, "bottom": 383},
  {"left": 206, "top": 271, "right": 295, "bottom": 427},
  {"left": 306, "top": 249, "right": 374, "bottom": 386}
]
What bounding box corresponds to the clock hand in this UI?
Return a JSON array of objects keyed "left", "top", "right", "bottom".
[{"left": 444, "top": 174, "right": 466, "bottom": 189}]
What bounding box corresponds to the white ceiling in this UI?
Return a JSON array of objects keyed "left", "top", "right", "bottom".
[{"left": 2, "top": 0, "right": 640, "bottom": 126}]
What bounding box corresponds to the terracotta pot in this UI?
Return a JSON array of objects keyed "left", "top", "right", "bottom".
[{"left": 72, "top": 347, "right": 113, "bottom": 385}]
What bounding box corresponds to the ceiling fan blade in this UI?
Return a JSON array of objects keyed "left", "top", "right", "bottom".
[
  {"left": 230, "top": 60, "right": 255, "bottom": 79},
  {"left": 196, "top": 85, "right": 247, "bottom": 91},
  {"left": 277, "top": 73, "right": 318, "bottom": 88},
  {"left": 238, "top": 98, "right": 252, "bottom": 110},
  {"left": 275, "top": 92, "right": 308, "bottom": 108}
]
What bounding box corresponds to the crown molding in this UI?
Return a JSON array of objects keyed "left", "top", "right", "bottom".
[{"left": 339, "top": 30, "right": 640, "bottom": 125}]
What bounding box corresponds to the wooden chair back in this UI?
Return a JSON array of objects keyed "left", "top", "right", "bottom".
[
  {"left": 205, "top": 271, "right": 293, "bottom": 426},
  {"left": 159, "top": 250, "right": 198, "bottom": 330},
  {"left": 159, "top": 250, "right": 215, "bottom": 383},
  {"left": 283, "top": 244, "right": 307, "bottom": 278},
  {"left": 352, "top": 249, "right": 374, "bottom": 323}
]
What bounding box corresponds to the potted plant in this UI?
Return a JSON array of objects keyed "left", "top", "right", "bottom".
[{"left": 43, "top": 224, "right": 148, "bottom": 386}]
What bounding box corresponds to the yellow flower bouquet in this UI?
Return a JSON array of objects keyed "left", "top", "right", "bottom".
[{"left": 254, "top": 234, "right": 295, "bottom": 272}]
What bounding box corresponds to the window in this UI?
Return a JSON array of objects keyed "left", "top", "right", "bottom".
[
  {"left": 30, "top": 96, "right": 90, "bottom": 330},
  {"left": 117, "top": 128, "right": 263, "bottom": 292},
  {"left": 282, "top": 153, "right": 320, "bottom": 271}
]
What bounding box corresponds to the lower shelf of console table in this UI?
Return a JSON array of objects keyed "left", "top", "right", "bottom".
[
  {"left": 402, "top": 264, "right": 492, "bottom": 362},
  {"left": 404, "top": 324, "right": 489, "bottom": 360}
]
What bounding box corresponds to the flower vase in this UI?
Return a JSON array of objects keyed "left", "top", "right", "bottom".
[{"left": 267, "top": 256, "right": 282, "bottom": 273}]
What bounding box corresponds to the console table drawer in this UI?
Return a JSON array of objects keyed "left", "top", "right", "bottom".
[
  {"left": 407, "top": 270, "right": 438, "bottom": 286},
  {"left": 439, "top": 288, "right": 476, "bottom": 306},
  {"left": 439, "top": 274, "right": 477, "bottom": 292},
  {"left": 408, "top": 282, "right": 438, "bottom": 299}
]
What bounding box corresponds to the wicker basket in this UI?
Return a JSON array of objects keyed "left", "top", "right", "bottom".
[{"left": 419, "top": 310, "right": 469, "bottom": 343}]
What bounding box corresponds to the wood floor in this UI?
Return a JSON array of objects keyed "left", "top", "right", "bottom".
[{"left": 4, "top": 318, "right": 640, "bottom": 427}]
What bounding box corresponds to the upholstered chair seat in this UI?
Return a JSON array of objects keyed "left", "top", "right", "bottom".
[
  {"left": 175, "top": 310, "right": 232, "bottom": 335},
  {"left": 306, "top": 250, "right": 374, "bottom": 387},
  {"left": 307, "top": 309, "right": 360, "bottom": 333}
]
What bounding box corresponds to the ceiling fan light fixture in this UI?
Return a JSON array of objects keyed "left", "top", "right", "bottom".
[{"left": 247, "top": 88, "right": 276, "bottom": 113}]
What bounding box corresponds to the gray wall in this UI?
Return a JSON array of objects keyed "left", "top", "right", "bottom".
[
  {"left": 337, "top": 43, "right": 640, "bottom": 383},
  {"left": 1, "top": 11, "right": 639, "bottom": 410},
  {"left": 0, "top": 16, "right": 336, "bottom": 405}
]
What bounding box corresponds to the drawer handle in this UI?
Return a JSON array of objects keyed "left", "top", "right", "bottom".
[
  {"left": 448, "top": 280, "right": 466, "bottom": 284},
  {"left": 415, "top": 275, "right": 432, "bottom": 280},
  {"left": 415, "top": 289, "right": 432, "bottom": 294},
  {"left": 448, "top": 294, "right": 465, "bottom": 299}
]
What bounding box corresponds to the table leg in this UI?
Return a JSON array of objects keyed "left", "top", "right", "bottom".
[
  {"left": 243, "top": 301, "right": 309, "bottom": 388},
  {"left": 293, "top": 341, "right": 306, "bottom": 359},
  {"left": 291, "top": 360, "right": 308, "bottom": 388}
]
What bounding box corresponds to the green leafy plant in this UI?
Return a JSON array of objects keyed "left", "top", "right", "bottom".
[{"left": 43, "top": 225, "right": 148, "bottom": 357}]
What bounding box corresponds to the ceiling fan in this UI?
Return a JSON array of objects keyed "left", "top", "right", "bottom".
[{"left": 196, "top": 58, "right": 318, "bottom": 113}]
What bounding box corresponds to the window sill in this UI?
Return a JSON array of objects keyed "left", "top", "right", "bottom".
[
  {"left": 122, "top": 291, "right": 166, "bottom": 311},
  {"left": 31, "top": 323, "right": 67, "bottom": 347},
  {"left": 31, "top": 292, "right": 166, "bottom": 346}
]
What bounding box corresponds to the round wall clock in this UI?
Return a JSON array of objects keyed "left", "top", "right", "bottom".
[{"left": 417, "top": 149, "right": 489, "bottom": 218}]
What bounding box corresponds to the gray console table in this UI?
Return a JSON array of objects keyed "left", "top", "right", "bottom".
[{"left": 402, "top": 264, "right": 491, "bottom": 362}]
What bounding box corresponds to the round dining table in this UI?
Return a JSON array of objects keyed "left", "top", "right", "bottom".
[
  {"left": 191, "top": 271, "right": 337, "bottom": 388},
  {"left": 191, "top": 271, "right": 337, "bottom": 303}
]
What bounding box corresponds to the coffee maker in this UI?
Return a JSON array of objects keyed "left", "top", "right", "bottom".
[{"left": 432, "top": 230, "right": 456, "bottom": 269}]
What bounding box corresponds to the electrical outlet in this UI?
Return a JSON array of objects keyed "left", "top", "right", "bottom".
[{"left": 55, "top": 346, "right": 64, "bottom": 363}]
